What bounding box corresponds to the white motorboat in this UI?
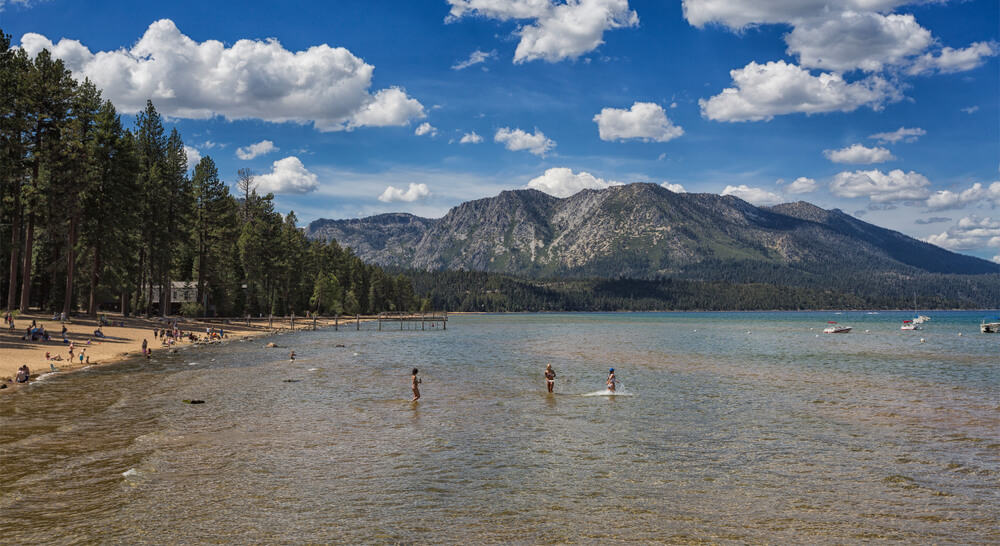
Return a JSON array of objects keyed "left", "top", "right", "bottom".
[
  {"left": 912, "top": 315, "right": 931, "bottom": 324},
  {"left": 901, "top": 320, "right": 920, "bottom": 331},
  {"left": 823, "top": 321, "right": 851, "bottom": 334},
  {"left": 981, "top": 320, "right": 999, "bottom": 334}
]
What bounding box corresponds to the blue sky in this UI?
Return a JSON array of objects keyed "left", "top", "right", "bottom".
[{"left": 2, "top": 0, "right": 999, "bottom": 263}]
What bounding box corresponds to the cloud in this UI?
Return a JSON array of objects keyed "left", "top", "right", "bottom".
[
  {"left": 924, "top": 216, "right": 1000, "bottom": 251},
  {"left": 961, "top": 105, "right": 979, "bottom": 114},
  {"left": 868, "top": 126, "right": 925, "bottom": 144},
  {"left": 926, "top": 182, "right": 1000, "bottom": 211},
  {"left": 824, "top": 144, "right": 895, "bottom": 164},
  {"left": 993, "top": 254, "right": 1000, "bottom": 264},
  {"left": 236, "top": 140, "right": 278, "bottom": 160},
  {"left": 378, "top": 183, "right": 431, "bottom": 203},
  {"left": 452, "top": 49, "right": 497, "bottom": 70},
  {"left": 699, "top": 61, "right": 900, "bottom": 122},
  {"left": 786, "top": 12, "right": 932, "bottom": 73},
  {"left": 829, "top": 169, "right": 931, "bottom": 203},
  {"left": 494, "top": 127, "right": 555, "bottom": 156},
  {"left": 527, "top": 167, "right": 621, "bottom": 197},
  {"left": 255, "top": 156, "right": 319, "bottom": 194},
  {"left": 183, "top": 146, "right": 201, "bottom": 166},
  {"left": 907, "top": 41, "right": 999, "bottom": 76},
  {"left": 415, "top": 122, "right": 438, "bottom": 137},
  {"left": 914, "top": 217, "right": 952, "bottom": 225},
  {"left": 721, "top": 184, "right": 784, "bottom": 206},
  {"left": 18, "top": 19, "right": 425, "bottom": 132},
  {"left": 593, "top": 102, "right": 684, "bottom": 142},
  {"left": 459, "top": 131, "right": 483, "bottom": 144},
  {"left": 0, "top": 0, "right": 40, "bottom": 10},
  {"left": 681, "top": 0, "right": 909, "bottom": 30},
  {"left": 786, "top": 176, "right": 818, "bottom": 194},
  {"left": 446, "top": 0, "right": 639, "bottom": 63},
  {"left": 660, "top": 182, "right": 686, "bottom": 193}
]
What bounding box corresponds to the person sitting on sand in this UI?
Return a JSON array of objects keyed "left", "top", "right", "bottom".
[
  {"left": 545, "top": 363, "right": 556, "bottom": 393},
  {"left": 607, "top": 368, "right": 616, "bottom": 393},
  {"left": 411, "top": 368, "right": 422, "bottom": 401},
  {"left": 94, "top": 327, "right": 104, "bottom": 338},
  {"left": 15, "top": 365, "right": 29, "bottom": 383}
]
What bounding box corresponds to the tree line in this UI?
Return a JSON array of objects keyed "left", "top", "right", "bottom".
[
  {"left": 407, "top": 270, "right": 1000, "bottom": 312},
  {"left": 0, "top": 30, "right": 421, "bottom": 318}
]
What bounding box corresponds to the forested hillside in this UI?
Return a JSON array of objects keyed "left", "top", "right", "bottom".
[{"left": 0, "top": 30, "right": 419, "bottom": 317}]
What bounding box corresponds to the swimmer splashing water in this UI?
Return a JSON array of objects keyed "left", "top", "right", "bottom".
[{"left": 607, "top": 368, "right": 616, "bottom": 393}]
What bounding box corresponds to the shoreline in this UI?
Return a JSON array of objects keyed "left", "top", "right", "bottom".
[{"left": 0, "top": 312, "right": 349, "bottom": 395}]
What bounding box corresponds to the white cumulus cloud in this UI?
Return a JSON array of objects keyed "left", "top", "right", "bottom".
[
  {"left": 926, "top": 182, "right": 1000, "bottom": 211},
  {"left": 495, "top": 127, "right": 555, "bottom": 156},
  {"left": 829, "top": 169, "right": 931, "bottom": 204},
  {"left": 868, "top": 126, "right": 925, "bottom": 144},
  {"left": 527, "top": 167, "right": 621, "bottom": 197},
  {"left": 378, "top": 183, "right": 431, "bottom": 203},
  {"left": 699, "top": 61, "right": 900, "bottom": 122},
  {"left": 660, "top": 182, "right": 686, "bottom": 193},
  {"left": 452, "top": 49, "right": 497, "bottom": 70},
  {"left": 824, "top": 144, "right": 895, "bottom": 164},
  {"left": 415, "top": 122, "right": 438, "bottom": 137},
  {"left": 236, "top": 140, "right": 278, "bottom": 160},
  {"left": 593, "top": 102, "right": 684, "bottom": 142},
  {"left": 908, "top": 41, "right": 999, "bottom": 76},
  {"left": 459, "top": 131, "right": 483, "bottom": 144},
  {"left": 721, "top": 184, "right": 784, "bottom": 206},
  {"left": 183, "top": 146, "right": 201, "bottom": 166},
  {"left": 446, "top": 0, "right": 638, "bottom": 63},
  {"left": 18, "top": 19, "right": 425, "bottom": 132},
  {"left": 681, "top": 0, "right": 909, "bottom": 30},
  {"left": 255, "top": 156, "right": 319, "bottom": 194},
  {"left": 786, "top": 176, "right": 818, "bottom": 194},
  {"left": 924, "top": 216, "right": 1000, "bottom": 252},
  {"left": 785, "top": 12, "right": 932, "bottom": 73}
]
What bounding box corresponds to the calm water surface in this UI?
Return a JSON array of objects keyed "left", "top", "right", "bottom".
[{"left": 1, "top": 311, "right": 998, "bottom": 543}]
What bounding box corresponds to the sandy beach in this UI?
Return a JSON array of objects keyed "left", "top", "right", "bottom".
[{"left": 0, "top": 312, "right": 323, "bottom": 390}]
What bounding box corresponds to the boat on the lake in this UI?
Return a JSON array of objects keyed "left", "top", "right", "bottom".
[
  {"left": 913, "top": 314, "right": 931, "bottom": 324},
  {"left": 823, "top": 322, "right": 851, "bottom": 334},
  {"left": 901, "top": 319, "right": 920, "bottom": 331},
  {"left": 981, "top": 319, "right": 1000, "bottom": 334}
]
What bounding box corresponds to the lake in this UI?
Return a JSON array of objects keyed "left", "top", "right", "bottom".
[{"left": 1, "top": 311, "right": 997, "bottom": 543}]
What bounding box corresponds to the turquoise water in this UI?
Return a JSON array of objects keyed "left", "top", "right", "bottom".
[{"left": 1, "top": 311, "right": 997, "bottom": 543}]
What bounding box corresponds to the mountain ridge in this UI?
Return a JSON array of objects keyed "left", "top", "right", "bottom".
[{"left": 306, "top": 183, "right": 998, "bottom": 279}]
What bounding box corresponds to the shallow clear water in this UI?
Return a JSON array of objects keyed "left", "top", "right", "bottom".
[{"left": 1, "top": 311, "right": 998, "bottom": 543}]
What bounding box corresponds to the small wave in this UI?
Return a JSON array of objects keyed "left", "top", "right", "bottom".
[
  {"left": 122, "top": 468, "right": 138, "bottom": 477},
  {"left": 308, "top": 368, "right": 320, "bottom": 371},
  {"left": 582, "top": 389, "right": 635, "bottom": 397},
  {"left": 187, "top": 362, "right": 198, "bottom": 366},
  {"left": 34, "top": 372, "right": 59, "bottom": 382}
]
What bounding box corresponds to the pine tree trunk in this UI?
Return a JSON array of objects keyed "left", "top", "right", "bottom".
[
  {"left": 88, "top": 244, "right": 100, "bottom": 316},
  {"left": 6, "top": 205, "right": 20, "bottom": 311},
  {"left": 19, "top": 213, "right": 33, "bottom": 312},
  {"left": 63, "top": 216, "right": 77, "bottom": 316}
]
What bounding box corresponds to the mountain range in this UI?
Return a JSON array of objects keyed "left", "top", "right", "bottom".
[{"left": 305, "top": 183, "right": 997, "bottom": 281}]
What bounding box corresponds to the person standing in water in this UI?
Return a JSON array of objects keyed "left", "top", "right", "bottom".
[
  {"left": 544, "top": 363, "right": 556, "bottom": 393},
  {"left": 411, "top": 368, "right": 422, "bottom": 401},
  {"left": 607, "top": 368, "right": 616, "bottom": 393}
]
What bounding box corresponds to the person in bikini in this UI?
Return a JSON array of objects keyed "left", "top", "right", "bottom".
[
  {"left": 411, "top": 368, "right": 422, "bottom": 401},
  {"left": 607, "top": 368, "right": 616, "bottom": 393},
  {"left": 544, "top": 363, "right": 556, "bottom": 393}
]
